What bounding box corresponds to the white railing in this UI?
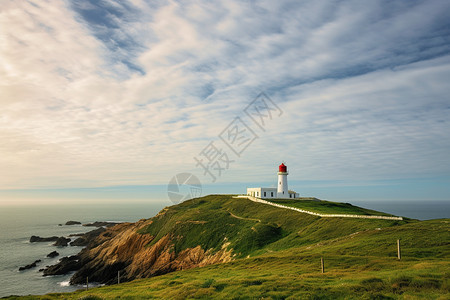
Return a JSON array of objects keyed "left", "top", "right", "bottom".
[{"left": 234, "top": 195, "right": 403, "bottom": 221}]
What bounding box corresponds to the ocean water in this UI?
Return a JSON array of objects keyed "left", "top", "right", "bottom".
[
  {"left": 0, "top": 201, "right": 167, "bottom": 298},
  {"left": 0, "top": 199, "right": 448, "bottom": 297},
  {"left": 349, "top": 200, "right": 450, "bottom": 220}
]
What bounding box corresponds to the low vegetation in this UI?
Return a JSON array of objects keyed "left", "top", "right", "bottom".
[{"left": 6, "top": 195, "right": 449, "bottom": 299}]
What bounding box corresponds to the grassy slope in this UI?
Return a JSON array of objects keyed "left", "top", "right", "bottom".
[
  {"left": 265, "top": 198, "right": 396, "bottom": 216},
  {"left": 137, "top": 195, "right": 403, "bottom": 257},
  {"left": 8, "top": 195, "right": 449, "bottom": 299}
]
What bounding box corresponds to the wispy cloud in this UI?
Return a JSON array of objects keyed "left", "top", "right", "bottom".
[{"left": 0, "top": 0, "right": 449, "bottom": 193}]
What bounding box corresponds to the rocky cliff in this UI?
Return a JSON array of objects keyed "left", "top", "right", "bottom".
[{"left": 69, "top": 216, "right": 233, "bottom": 285}]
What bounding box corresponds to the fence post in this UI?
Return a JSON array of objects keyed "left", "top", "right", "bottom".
[
  {"left": 118, "top": 271, "right": 120, "bottom": 284},
  {"left": 86, "top": 276, "right": 89, "bottom": 291},
  {"left": 321, "top": 257, "right": 324, "bottom": 273},
  {"left": 397, "top": 239, "right": 401, "bottom": 260}
]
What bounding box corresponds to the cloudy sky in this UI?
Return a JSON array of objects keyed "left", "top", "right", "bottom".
[{"left": 1, "top": 0, "right": 450, "bottom": 204}]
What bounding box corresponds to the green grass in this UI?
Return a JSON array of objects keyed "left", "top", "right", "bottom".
[
  {"left": 265, "top": 198, "right": 396, "bottom": 216},
  {"left": 6, "top": 195, "right": 449, "bottom": 299},
  {"left": 137, "top": 195, "right": 404, "bottom": 257}
]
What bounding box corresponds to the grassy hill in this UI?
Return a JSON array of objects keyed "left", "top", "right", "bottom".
[
  {"left": 136, "top": 195, "right": 404, "bottom": 257},
  {"left": 7, "top": 195, "right": 449, "bottom": 299}
]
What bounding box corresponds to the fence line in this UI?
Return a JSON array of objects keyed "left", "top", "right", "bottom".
[{"left": 234, "top": 196, "right": 403, "bottom": 221}]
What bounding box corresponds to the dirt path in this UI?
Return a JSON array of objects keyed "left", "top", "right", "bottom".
[{"left": 227, "top": 210, "right": 261, "bottom": 222}]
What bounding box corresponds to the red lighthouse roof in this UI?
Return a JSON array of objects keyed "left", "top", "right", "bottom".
[{"left": 279, "top": 163, "right": 287, "bottom": 173}]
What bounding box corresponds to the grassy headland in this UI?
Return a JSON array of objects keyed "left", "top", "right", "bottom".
[{"left": 6, "top": 195, "right": 449, "bottom": 299}]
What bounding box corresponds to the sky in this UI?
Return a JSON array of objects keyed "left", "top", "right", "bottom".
[{"left": 1, "top": 0, "right": 450, "bottom": 205}]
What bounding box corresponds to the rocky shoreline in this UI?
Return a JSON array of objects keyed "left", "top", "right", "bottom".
[
  {"left": 20, "top": 221, "right": 121, "bottom": 274},
  {"left": 20, "top": 216, "right": 229, "bottom": 286}
]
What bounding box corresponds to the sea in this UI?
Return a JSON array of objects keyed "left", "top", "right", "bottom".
[
  {"left": 0, "top": 201, "right": 167, "bottom": 298},
  {"left": 0, "top": 199, "right": 448, "bottom": 298}
]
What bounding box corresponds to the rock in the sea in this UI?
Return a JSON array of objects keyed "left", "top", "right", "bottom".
[
  {"left": 83, "top": 221, "right": 121, "bottom": 227},
  {"left": 53, "top": 237, "right": 71, "bottom": 247},
  {"left": 43, "top": 228, "right": 108, "bottom": 277},
  {"left": 43, "top": 256, "right": 81, "bottom": 276},
  {"left": 69, "top": 233, "right": 85, "bottom": 237},
  {"left": 19, "top": 260, "right": 41, "bottom": 271},
  {"left": 47, "top": 251, "right": 59, "bottom": 258},
  {"left": 70, "top": 227, "right": 106, "bottom": 247},
  {"left": 65, "top": 221, "right": 81, "bottom": 225},
  {"left": 30, "top": 236, "right": 59, "bottom": 243}
]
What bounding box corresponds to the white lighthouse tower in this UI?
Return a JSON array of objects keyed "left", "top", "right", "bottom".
[
  {"left": 246, "top": 163, "right": 298, "bottom": 199},
  {"left": 277, "top": 163, "right": 289, "bottom": 198}
]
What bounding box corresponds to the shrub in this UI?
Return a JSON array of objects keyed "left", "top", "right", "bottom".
[
  {"left": 242, "top": 279, "right": 264, "bottom": 286},
  {"left": 214, "top": 283, "right": 227, "bottom": 291},
  {"left": 362, "top": 293, "right": 394, "bottom": 300},
  {"left": 78, "top": 296, "right": 103, "bottom": 300},
  {"left": 361, "top": 277, "right": 386, "bottom": 292},
  {"left": 410, "top": 278, "right": 441, "bottom": 289},
  {"left": 201, "top": 278, "right": 215, "bottom": 288},
  {"left": 391, "top": 275, "right": 412, "bottom": 288}
]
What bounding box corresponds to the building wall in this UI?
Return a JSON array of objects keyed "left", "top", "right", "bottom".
[
  {"left": 288, "top": 192, "right": 299, "bottom": 198},
  {"left": 247, "top": 187, "right": 298, "bottom": 199},
  {"left": 261, "top": 188, "right": 277, "bottom": 198},
  {"left": 246, "top": 188, "right": 260, "bottom": 198},
  {"left": 247, "top": 188, "right": 277, "bottom": 198}
]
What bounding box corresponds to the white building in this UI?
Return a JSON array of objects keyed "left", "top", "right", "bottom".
[{"left": 247, "top": 163, "right": 299, "bottom": 199}]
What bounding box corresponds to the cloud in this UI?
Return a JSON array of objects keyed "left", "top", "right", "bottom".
[{"left": 0, "top": 0, "right": 449, "bottom": 191}]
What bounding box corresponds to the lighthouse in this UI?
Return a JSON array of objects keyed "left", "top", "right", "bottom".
[
  {"left": 246, "top": 163, "right": 298, "bottom": 199},
  {"left": 277, "top": 163, "right": 289, "bottom": 198}
]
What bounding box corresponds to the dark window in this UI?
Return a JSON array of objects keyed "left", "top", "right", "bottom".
[
  {"left": 271, "top": 192, "right": 273, "bottom": 197},
  {"left": 264, "top": 192, "right": 266, "bottom": 197}
]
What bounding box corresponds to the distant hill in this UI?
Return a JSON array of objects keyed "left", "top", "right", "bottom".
[{"left": 8, "top": 195, "right": 449, "bottom": 299}]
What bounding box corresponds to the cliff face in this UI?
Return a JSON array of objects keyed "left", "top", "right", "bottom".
[{"left": 70, "top": 218, "right": 233, "bottom": 285}]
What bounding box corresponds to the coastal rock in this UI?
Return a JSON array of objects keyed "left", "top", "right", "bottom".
[
  {"left": 30, "top": 235, "right": 59, "bottom": 243},
  {"left": 70, "top": 227, "right": 106, "bottom": 247},
  {"left": 69, "top": 220, "right": 232, "bottom": 285},
  {"left": 69, "top": 237, "right": 86, "bottom": 247},
  {"left": 83, "top": 221, "right": 121, "bottom": 227},
  {"left": 53, "top": 237, "right": 71, "bottom": 247},
  {"left": 69, "top": 233, "right": 85, "bottom": 237},
  {"left": 65, "top": 221, "right": 81, "bottom": 225},
  {"left": 19, "top": 260, "right": 41, "bottom": 271},
  {"left": 47, "top": 251, "right": 59, "bottom": 258},
  {"left": 43, "top": 256, "right": 80, "bottom": 276},
  {"left": 42, "top": 228, "right": 107, "bottom": 276}
]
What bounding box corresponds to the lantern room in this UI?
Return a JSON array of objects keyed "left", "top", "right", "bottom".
[{"left": 278, "top": 163, "right": 287, "bottom": 173}]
